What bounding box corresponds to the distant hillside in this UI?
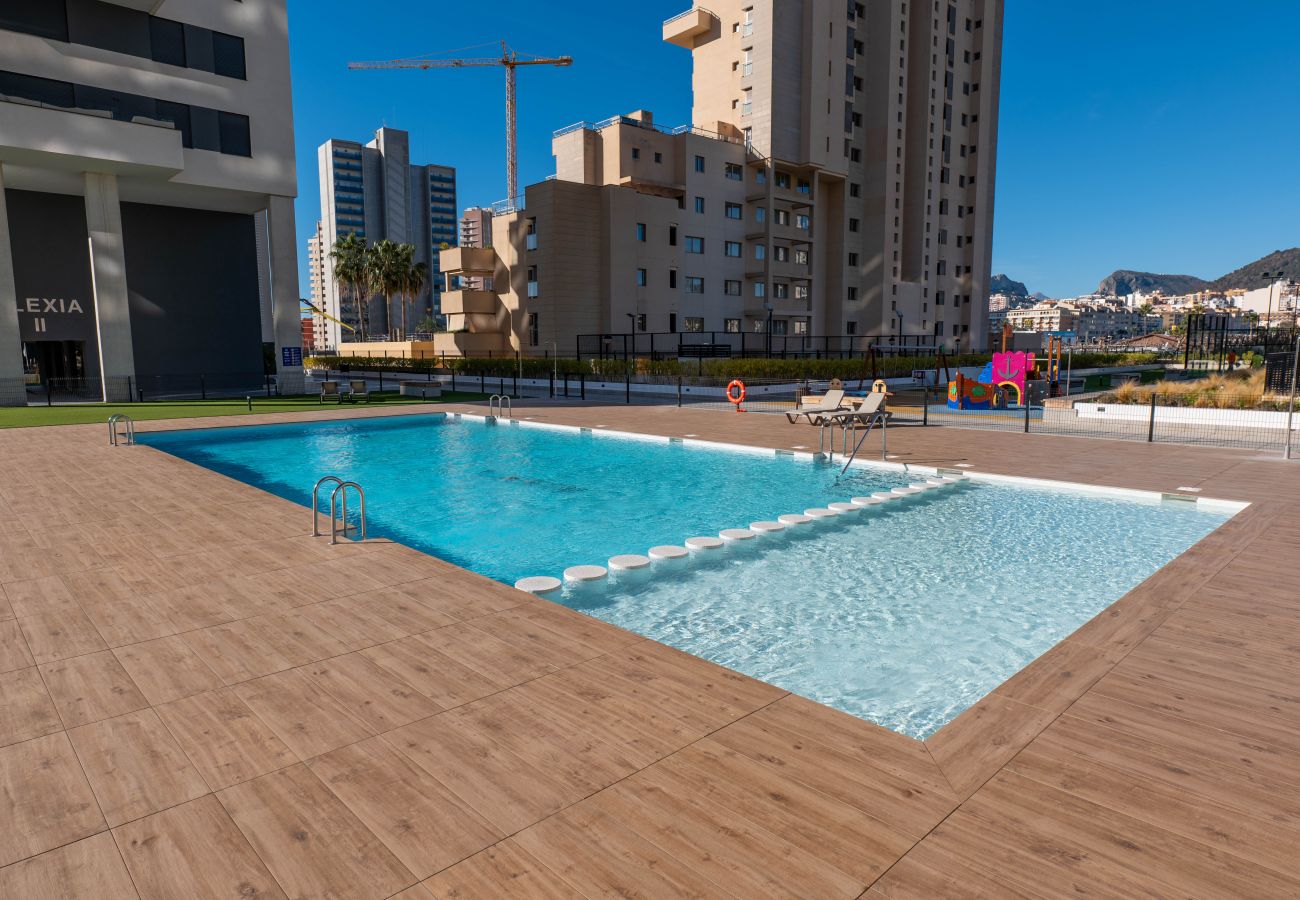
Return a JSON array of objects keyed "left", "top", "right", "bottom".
[
  {"left": 1096, "top": 248, "right": 1300, "bottom": 297},
  {"left": 1097, "top": 270, "right": 1210, "bottom": 297},
  {"left": 990, "top": 273, "right": 1029, "bottom": 297},
  {"left": 1209, "top": 248, "right": 1300, "bottom": 292}
]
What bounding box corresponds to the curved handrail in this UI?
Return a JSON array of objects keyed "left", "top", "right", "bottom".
[
  {"left": 311, "top": 476, "right": 344, "bottom": 536},
  {"left": 329, "top": 481, "right": 366, "bottom": 545},
  {"left": 108, "top": 414, "right": 135, "bottom": 446}
]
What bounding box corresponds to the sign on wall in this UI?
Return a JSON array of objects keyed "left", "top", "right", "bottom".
[{"left": 281, "top": 346, "right": 302, "bottom": 367}]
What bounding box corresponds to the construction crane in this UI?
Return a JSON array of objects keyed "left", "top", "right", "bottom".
[{"left": 349, "top": 41, "right": 572, "bottom": 204}]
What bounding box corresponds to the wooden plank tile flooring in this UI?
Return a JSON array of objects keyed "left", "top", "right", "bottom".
[{"left": 1, "top": 401, "right": 1298, "bottom": 897}]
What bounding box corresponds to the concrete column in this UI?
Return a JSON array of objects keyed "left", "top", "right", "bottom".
[
  {"left": 84, "top": 172, "right": 135, "bottom": 402},
  {"left": 266, "top": 195, "right": 305, "bottom": 394},
  {"left": 0, "top": 166, "right": 28, "bottom": 405}
]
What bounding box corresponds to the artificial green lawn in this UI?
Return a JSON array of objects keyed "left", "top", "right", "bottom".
[{"left": 0, "top": 391, "right": 487, "bottom": 429}]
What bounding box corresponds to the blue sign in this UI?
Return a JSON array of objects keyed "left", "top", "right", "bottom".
[{"left": 281, "top": 346, "right": 302, "bottom": 367}]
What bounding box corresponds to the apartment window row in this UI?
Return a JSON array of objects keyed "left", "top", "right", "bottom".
[
  {"left": 0, "top": 69, "right": 252, "bottom": 156},
  {"left": 1, "top": 0, "right": 246, "bottom": 80}
]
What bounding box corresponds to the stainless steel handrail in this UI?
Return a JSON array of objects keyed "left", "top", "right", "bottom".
[
  {"left": 329, "top": 481, "right": 366, "bottom": 545},
  {"left": 488, "top": 394, "right": 513, "bottom": 419},
  {"left": 311, "top": 476, "right": 344, "bottom": 536},
  {"left": 107, "top": 414, "right": 135, "bottom": 446}
]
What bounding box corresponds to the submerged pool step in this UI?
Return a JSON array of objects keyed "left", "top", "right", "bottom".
[{"left": 517, "top": 474, "right": 971, "bottom": 594}]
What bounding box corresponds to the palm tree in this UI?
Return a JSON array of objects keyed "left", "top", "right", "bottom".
[
  {"left": 365, "top": 240, "right": 406, "bottom": 340},
  {"left": 404, "top": 260, "right": 428, "bottom": 337},
  {"left": 329, "top": 233, "right": 369, "bottom": 341}
]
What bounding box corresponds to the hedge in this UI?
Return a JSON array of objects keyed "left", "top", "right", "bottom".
[{"left": 303, "top": 351, "right": 1163, "bottom": 382}]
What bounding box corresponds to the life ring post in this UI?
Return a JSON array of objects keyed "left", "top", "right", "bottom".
[{"left": 726, "top": 379, "right": 747, "bottom": 412}]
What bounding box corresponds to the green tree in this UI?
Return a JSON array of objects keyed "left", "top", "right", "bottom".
[
  {"left": 329, "top": 232, "right": 369, "bottom": 341},
  {"left": 365, "top": 240, "right": 406, "bottom": 339},
  {"left": 404, "top": 260, "right": 428, "bottom": 337}
]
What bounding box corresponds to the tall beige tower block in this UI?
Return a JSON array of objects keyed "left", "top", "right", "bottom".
[{"left": 666, "top": 0, "right": 1003, "bottom": 349}]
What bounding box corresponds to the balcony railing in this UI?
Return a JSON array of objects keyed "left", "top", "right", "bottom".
[{"left": 663, "top": 6, "right": 716, "bottom": 27}]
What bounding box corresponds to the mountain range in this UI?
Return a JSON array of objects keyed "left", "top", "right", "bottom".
[{"left": 1095, "top": 248, "right": 1299, "bottom": 297}]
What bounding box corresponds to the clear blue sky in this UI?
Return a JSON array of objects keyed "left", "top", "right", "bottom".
[{"left": 287, "top": 0, "right": 1300, "bottom": 300}]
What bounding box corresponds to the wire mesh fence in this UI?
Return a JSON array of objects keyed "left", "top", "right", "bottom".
[{"left": 1, "top": 374, "right": 285, "bottom": 406}]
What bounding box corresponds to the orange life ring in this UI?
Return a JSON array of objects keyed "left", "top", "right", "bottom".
[{"left": 726, "top": 379, "right": 746, "bottom": 411}]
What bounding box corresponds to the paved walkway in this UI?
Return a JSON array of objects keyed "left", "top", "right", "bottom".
[{"left": 0, "top": 401, "right": 1297, "bottom": 898}]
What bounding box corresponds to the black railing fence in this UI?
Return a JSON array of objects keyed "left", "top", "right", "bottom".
[
  {"left": 576, "top": 332, "right": 954, "bottom": 361},
  {"left": 3, "top": 373, "right": 282, "bottom": 406}
]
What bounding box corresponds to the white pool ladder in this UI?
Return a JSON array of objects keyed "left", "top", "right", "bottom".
[
  {"left": 108, "top": 414, "right": 135, "bottom": 446},
  {"left": 488, "top": 394, "right": 513, "bottom": 419},
  {"left": 311, "top": 476, "right": 368, "bottom": 544}
]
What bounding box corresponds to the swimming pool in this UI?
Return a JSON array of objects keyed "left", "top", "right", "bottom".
[{"left": 141, "top": 413, "right": 1234, "bottom": 738}]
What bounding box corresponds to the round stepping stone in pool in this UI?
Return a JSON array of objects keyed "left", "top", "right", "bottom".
[
  {"left": 515, "top": 576, "right": 562, "bottom": 594},
  {"left": 750, "top": 520, "right": 786, "bottom": 533},
  {"left": 685, "top": 536, "right": 724, "bottom": 551},
  {"left": 828, "top": 502, "right": 860, "bottom": 514},
  {"left": 778, "top": 513, "right": 813, "bottom": 525},
  {"left": 911, "top": 482, "right": 940, "bottom": 491},
  {"left": 851, "top": 496, "right": 884, "bottom": 506},
  {"left": 608, "top": 554, "right": 651, "bottom": 571},
  {"left": 648, "top": 545, "right": 689, "bottom": 560},
  {"left": 563, "top": 565, "right": 608, "bottom": 582},
  {"left": 925, "top": 478, "right": 948, "bottom": 487},
  {"left": 804, "top": 508, "right": 839, "bottom": 519},
  {"left": 719, "top": 528, "right": 756, "bottom": 541},
  {"left": 891, "top": 486, "right": 922, "bottom": 497},
  {"left": 871, "top": 491, "right": 897, "bottom": 502}
]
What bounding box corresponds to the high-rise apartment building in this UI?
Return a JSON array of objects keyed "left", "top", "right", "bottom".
[
  {"left": 306, "top": 220, "right": 331, "bottom": 349},
  {"left": 667, "top": 0, "right": 1003, "bottom": 349},
  {"left": 0, "top": 0, "right": 304, "bottom": 401},
  {"left": 316, "top": 127, "right": 456, "bottom": 348}
]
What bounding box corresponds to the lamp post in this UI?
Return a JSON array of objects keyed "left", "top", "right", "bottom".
[
  {"left": 625, "top": 313, "right": 635, "bottom": 364},
  {"left": 895, "top": 311, "right": 904, "bottom": 356},
  {"left": 1263, "top": 271, "right": 1285, "bottom": 345}
]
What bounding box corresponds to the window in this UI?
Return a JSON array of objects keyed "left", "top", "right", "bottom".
[
  {"left": 775, "top": 209, "right": 790, "bottom": 226},
  {"left": 754, "top": 282, "right": 766, "bottom": 298},
  {"left": 846, "top": 320, "right": 857, "bottom": 335},
  {"left": 685, "top": 236, "right": 704, "bottom": 254},
  {"left": 772, "top": 320, "right": 787, "bottom": 335},
  {"left": 741, "top": 48, "right": 753, "bottom": 76},
  {"left": 774, "top": 246, "right": 789, "bottom": 262},
  {"left": 755, "top": 169, "right": 767, "bottom": 185},
  {"left": 724, "top": 318, "right": 741, "bottom": 333},
  {"left": 794, "top": 284, "right": 809, "bottom": 300},
  {"left": 774, "top": 283, "right": 789, "bottom": 299},
  {"left": 631, "top": 147, "right": 640, "bottom": 160},
  {"left": 740, "top": 89, "right": 752, "bottom": 117},
  {"left": 527, "top": 313, "right": 539, "bottom": 346},
  {"left": 724, "top": 280, "right": 741, "bottom": 296},
  {"left": 669, "top": 312, "right": 678, "bottom": 333},
  {"left": 741, "top": 7, "right": 753, "bottom": 36},
  {"left": 775, "top": 172, "right": 791, "bottom": 189},
  {"left": 725, "top": 162, "right": 743, "bottom": 181},
  {"left": 635, "top": 222, "right": 646, "bottom": 242},
  {"left": 793, "top": 320, "right": 808, "bottom": 335},
  {"left": 654, "top": 151, "right": 663, "bottom": 163},
  {"left": 755, "top": 206, "right": 766, "bottom": 223},
  {"left": 694, "top": 196, "right": 705, "bottom": 214},
  {"left": 795, "top": 214, "right": 810, "bottom": 230},
  {"left": 797, "top": 178, "right": 811, "bottom": 194},
  {"left": 636, "top": 268, "right": 647, "bottom": 287},
  {"left": 669, "top": 269, "right": 677, "bottom": 289},
  {"left": 694, "top": 155, "right": 705, "bottom": 172},
  {"left": 636, "top": 314, "right": 647, "bottom": 332},
  {"left": 848, "top": 218, "right": 860, "bottom": 232},
  {"left": 794, "top": 248, "right": 808, "bottom": 266},
  {"left": 669, "top": 225, "right": 678, "bottom": 246},
  {"left": 849, "top": 182, "right": 860, "bottom": 198},
  {"left": 724, "top": 241, "right": 742, "bottom": 258},
  {"left": 754, "top": 244, "right": 766, "bottom": 260},
  {"left": 848, "top": 252, "right": 859, "bottom": 266},
  {"left": 684, "top": 317, "right": 704, "bottom": 332},
  {"left": 525, "top": 217, "right": 537, "bottom": 250},
  {"left": 686, "top": 276, "right": 704, "bottom": 294},
  {"left": 725, "top": 202, "right": 742, "bottom": 219},
  {"left": 526, "top": 265, "right": 538, "bottom": 298}
]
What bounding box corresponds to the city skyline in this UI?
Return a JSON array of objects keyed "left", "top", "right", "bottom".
[{"left": 286, "top": 0, "right": 1300, "bottom": 302}]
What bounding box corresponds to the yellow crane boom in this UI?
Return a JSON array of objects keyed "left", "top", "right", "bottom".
[{"left": 349, "top": 40, "right": 572, "bottom": 203}]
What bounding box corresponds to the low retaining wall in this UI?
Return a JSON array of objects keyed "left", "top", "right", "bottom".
[{"left": 1064, "top": 401, "right": 1299, "bottom": 431}]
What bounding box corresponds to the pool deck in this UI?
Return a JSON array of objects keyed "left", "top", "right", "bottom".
[{"left": 1, "top": 400, "right": 1298, "bottom": 898}]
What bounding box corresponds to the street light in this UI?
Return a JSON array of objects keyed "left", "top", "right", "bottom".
[
  {"left": 1262, "top": 271, "right": 1286, "bottom": 338},
  {"left": 763, "top": 300, "right": 774, "bottom": 357},
  {"left": 625, "top": 313, "right": 635, "bottom": 364}
]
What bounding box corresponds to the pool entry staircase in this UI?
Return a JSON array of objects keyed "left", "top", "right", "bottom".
[{"left": 311, "top": 476, "right": 368, "bottom": 545}]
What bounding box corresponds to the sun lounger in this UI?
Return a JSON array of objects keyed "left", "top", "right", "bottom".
[
  {"left": 319, "top": 380, "right": 341, "bottom": 404},
  {"left": 786, "top": 388, "right": 848, "bottom": 424},
  {"left": 347, "top": 379, "right": 370, "bottom": 403},
  {"left": 819, "top": 391, "right": 887, "bottom": 427}
]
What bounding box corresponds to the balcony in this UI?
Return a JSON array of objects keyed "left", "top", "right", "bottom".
[
  {"left": 663, "top": 7, "right": 719, "bottom": 48},
  {"left": 0, "top": 99, "right": 183, "bottom": 178},
  {"left": 439, "top": 246, "right": 498, "bottom": 277},
  {"left": 441, "top": 290, "right": 499, "bottom": 317}
]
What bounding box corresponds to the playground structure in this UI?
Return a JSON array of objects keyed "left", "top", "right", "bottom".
[{"left": 947, "top": 327, "right": 1064, "bottom": 411}]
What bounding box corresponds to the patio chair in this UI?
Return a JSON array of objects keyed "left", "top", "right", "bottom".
[
  {"left": 319, "top": 380, "right": 341, "bottom": 404},
  {"left": 819, "top": 391, "right": 887, "bottom": 428},
  {"left": 786, "top": 388, "right": 848, "bottom": 424},
  {"left": 347, "top": 379, "right": 370, "bottom": 403}
]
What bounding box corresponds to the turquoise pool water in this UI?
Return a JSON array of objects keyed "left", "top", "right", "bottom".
[{"left": 141, "top": 413, "right": 1231, "bottom": 737}]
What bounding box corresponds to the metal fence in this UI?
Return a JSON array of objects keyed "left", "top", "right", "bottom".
[
  {"left": 576, "top": 332, "right": 952, "bottom": 361},
  {"left": 2, "top": 373, "right": 284, "bottom": 406}
]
